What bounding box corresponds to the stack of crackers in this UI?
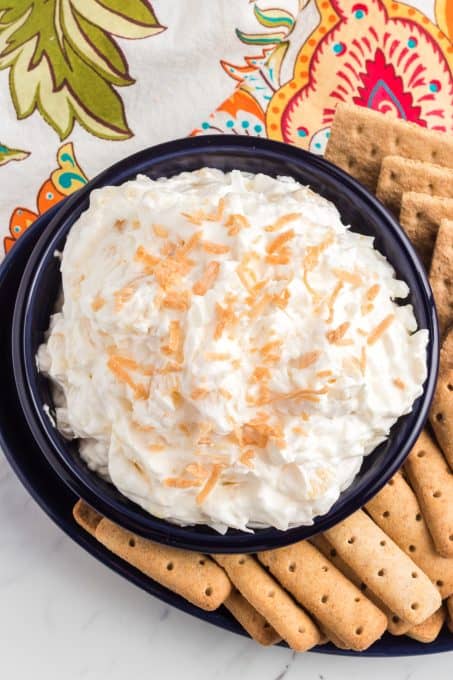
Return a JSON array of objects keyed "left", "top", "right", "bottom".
[{"left": 73, "top": 104, "right": 453, "bottom": 653}]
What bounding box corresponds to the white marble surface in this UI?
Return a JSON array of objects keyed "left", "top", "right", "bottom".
[{"left": 1, "top": 453, "right": 452, "bottom": 680}]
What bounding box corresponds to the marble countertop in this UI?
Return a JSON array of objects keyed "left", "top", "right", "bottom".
[{"left": 1, "top": 454, "right": 452, "bottom": 680}]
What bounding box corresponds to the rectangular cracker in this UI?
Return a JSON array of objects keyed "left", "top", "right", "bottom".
[
  {"left": 224, "top": 589, "right": 281, "bottom": 647},
  {"left": 311, "top": 534, "right": 411, "bottom": 636},
  {"left": 366, "top": 473, "right": 453, "bottom": 596},
  {"left": 258, "top": 541, "right": 387, "bottom": 651},
  {"left": 406, "top": 606, "right": 446, "bottom": 643},
  {"left": 324, "top": 510, "right": 441, "bottom": 625},
  {"left": 73, "top": 499, "right": 103, "bottom": 537},
  {"left": 405, "top": 429, "right": 453, "bottom": 557},
  {"left": 430, "top": 328, "right": 453, "bottom": 470},
  {"left": 376, "top": 156, "right": 453, "bottom": 217},
  {"left": 95, "top": 518, "right": 231, "bottom": 611},
  {"left": 325, "top": 103, "right": 453, "bottom": 192},
  {"left": 399, "top": 192, "right": 453, "bottom": 269},
  {"left": 214, "top": 554, "right": 320, "bottom": 652},
  {"left": 430, "top": 219, "right": 453, "bottom": 339}
]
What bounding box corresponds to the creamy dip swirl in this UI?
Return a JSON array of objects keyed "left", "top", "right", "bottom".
[{"left": 38, "top": 169, "right": 428, "bottom": 533}]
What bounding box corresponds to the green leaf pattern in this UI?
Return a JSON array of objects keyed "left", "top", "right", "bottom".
[{"left": 0, "top": 0, "right": 165, "bottom": 140}]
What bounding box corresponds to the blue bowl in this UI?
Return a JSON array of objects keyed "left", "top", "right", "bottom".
[{"left": 12, "top": 135, "right": 439, "bottom": 553}]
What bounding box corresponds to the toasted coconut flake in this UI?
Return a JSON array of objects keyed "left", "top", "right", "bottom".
[
  {"left": 264, "top": 213, "right": 301, "bottom": 232},
  {"left": 132, "top": 219, "right": 140, "bottom": 230},
  {"left": 164, "top": 477, "right": 202, "bottom": 489},
  {"left": 239, "top": 449, "right": 255, "bottom": 468},
  {"left": 114, "top": 283, "right": 138, "bottom": 310},
  {"left": 158, "top": 362, "right": 182, "bottom": 374},
  {"left": 393, "top": 378, "right": 405, "bottom": 390},
  {"left": 206, "top": 197, "right": 226, "bottom": 222},
  {"left": 162, "top": 291, "right": 190, "bottom": 310},
  {"left": 171, "top": 390, "right": 183, "bottom": 408},
  {"left": 107, "top": 357, "right": 147, "bottom": 399},
  {"left": 132, "top": 421, "right": 155, "bottom": 432},
  {"left": 110, "top": 355, "right": 139, "bottom": 370},
  {"left": 272, "top": 287, "right": 290, "bottom": 309},
  {"left": 193, "top": 261, "right": 220, "bottom": 295},
  {"left": 196, "top": 464, "right": 224, "bottom": 504},
  {"left": 179, "top": 423, "right": 190, "bottom": 435},
  {"left": 266, "top": 229, "right": 295, "bottom": 255},
  {"left": 149, "top": 444, "right": 165, "bottom": 452},
  {"left": 178, "top": 231, "right": 202, "bottom": 256},
  {"left": 218, "top": 388, "right": 232, "bottom": 400},
  {"left": 185, "top": 463, "right": 209, "bottom": 479},
  {"left": 367, "top": 314, "right": 394, "bottom": 345},
  {"left": 204, "top": 352, "right": 231, "bottom": 361},
  {"left": 242, "top": 424, "right": 268, "bottom": 447},
  {"left": 202, "top": 241, "right": 230, "bottom": 254},
  {"left": 269, "top": 386, "right": 328, "bottom": 404},
  {"left": 152, "top": 223, "right": 168, "bottom": 238},
  {"left": 214, "top": 300, "right": 237, "bottom": 340},
  {"left": 360, "top": 346, "right": 367, "bottom": 373},
  {"left": 332, "top": 269, "right": 363, "bottom": 286},
  {"left": 326, "top": 281, "right": 343, "bottom": 323},
  {"left": 91, "top": 295, "right": 105, "bottom": 311},
  {"left": 225, "top": 213, "right": 250, "bottom": 236},
  {"left": 135, "top": 245, "right": 160, "bottom": 268},
  {"left": 301, "top": 412, "right": 310, "bottom": 421},
  {"left": 292, "top": 426, "right": 307, "bottom": 436},
  {"left": 250, "top": 366, "right": 271, "bottom": 383},
  {"left": 248, "top": 294, "right": 272, "bottom": 319},
  {"left": 304, "top": 233, "right": 334, "bottom": 270},
  {"left": 296, "top": 350, "right": 321, "bottom": 369},
  {"left": 191, "top": 387, "right": 208, "bottom": 400},
  {"left": 114, "top": 219, "right": 126, "bottom": 231},
  {"left": 366, "top": 284, "right": 380, "bottom": 301},
  {"left": 180, "top": 210, "right": 205, "bottom": 225},
  {"left": 326, "top": 322, "right": 350, "bottom": 345},
  {"left": 316, "top": 370, "right": 332, "bottom": 378}
]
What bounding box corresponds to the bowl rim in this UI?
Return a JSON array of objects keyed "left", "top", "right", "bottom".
[{"left": 12, "top": 134, "right": 439, "bottom": 552}]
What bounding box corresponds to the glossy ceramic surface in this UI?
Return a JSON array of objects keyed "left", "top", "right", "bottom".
[
  {"left": 12, "top": 136, "right": 438, "bottom": 552},
  {"left": 1, "top": 207, "right": 450, "bottom": 655}
]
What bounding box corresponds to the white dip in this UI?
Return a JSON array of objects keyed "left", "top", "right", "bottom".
[{"left": 38, "top": 169, "right": 428, "bottom": 533}]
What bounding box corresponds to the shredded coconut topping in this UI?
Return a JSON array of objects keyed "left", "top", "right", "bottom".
[{"left": 38, "top": 169, "right": 428, "bottom": 533}]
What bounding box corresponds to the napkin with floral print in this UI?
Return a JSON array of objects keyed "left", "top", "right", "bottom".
[{"left": 1, "top": 0, "right": 452, "bottom": 258}]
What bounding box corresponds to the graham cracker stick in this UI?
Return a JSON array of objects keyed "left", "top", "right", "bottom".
[
  {"left": 430, "top": 328, "right": 453, "bottom": 470},
  {"left": 73, "top": 500, "right": 102, "bottom": 537},
  {"left": 366, "top": 473, "right": 453, "bottom": 597},
  {"left": 95, "top": 518, "right": 231, "bottom": 611},
  {"left": 258, "top": 541, "right": 387, "bottom": 651},
  {"left": 405, "top": 430, "right": 453, "bottom": 558},
  {"left": 324, "top": 510, "right": 441, "bottom": 625},
  {"left": 214, "top": 554, "right": 320, "bottom": 652},
  {"left": 224, "top": 589, "right": 281, "bottom": 646},
  {"left": 325, "top": 103, "right": 453, "bottom": 192},
  {"left": 406, "top": 606, "right": 446, "bottom": 644},
  {"left": 311, "top": 534, "right": 411, "bottom": 636},
  {"left": 376, "top": 156, "right": 453, "bottom": 217},
  {"left": 430, "top": 219, "right": 453, "bottom": 338},
  {"left": 399, "top": 192, "right": 453, "bottom": 269}
]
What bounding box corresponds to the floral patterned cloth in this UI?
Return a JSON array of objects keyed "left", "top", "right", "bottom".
[{"left": 1, "top": 0, "right": 452, "bottom": 257}]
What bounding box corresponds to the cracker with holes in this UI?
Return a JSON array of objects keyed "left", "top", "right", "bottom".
[
  {"left": 430, "top": 327, "right": 453, "bottom": 470},
  {"left": 311, "top": 533, "right": 410, "bottom": 636},
  {"left": 366, "top": 473, "right": 453, "bottom": 597},
  {"left": 224, "top": 589, "right": 281, "bottom": 647},
  {"left": 405, "top": 430, "right": 453, "bottom": 558},
  {"left": 399, "top": 192, "right": 453, "bottom": 269},
  {"left": 324, "top": 510, "right": 441, "bottom": 625},
  {"left": 258, "top": 541, "right": 387, "bottom": 651},
  {"left": 406, "top": 606, "right": 446, "bottom": 644},
  {"left": 376, "top": 156, "right": 453, "bottom": 217},
  {"left": 214, "top": 554, "right": 320, "bottom": 652},
  {"left": 95, "top": 518, "right": 231, "bottom": 611},
  {"left": 73, "top": 499, "right": 103, "bottom": 537},
  {"left": 430, "top": 219, "right": 453, "bottom": 339},
  {"left": 324, "top": 103, "right": 453, "bottom": 192}
]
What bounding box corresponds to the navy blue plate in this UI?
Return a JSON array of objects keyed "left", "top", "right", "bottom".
[
  {"left": 1, "top": 207, "right": 451, "bottom": 655},
  {"left": 12, "top": 135, "right": 438, "bottom": 553}
]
